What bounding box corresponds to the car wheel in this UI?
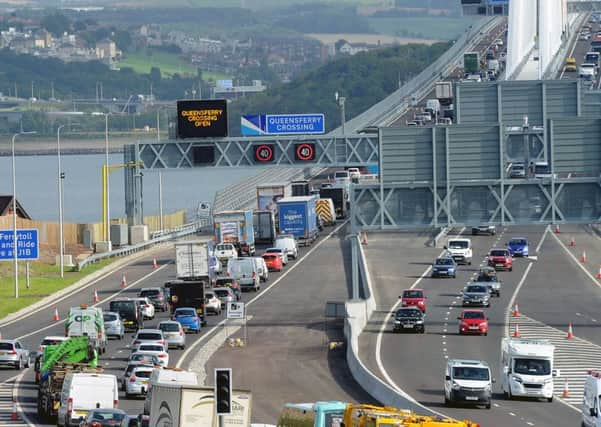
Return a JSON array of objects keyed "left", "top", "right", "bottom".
[
  {"left": 444, "top": 396, "right": 450, "bottom": 405},
  {"left": 25, "top": 357, "right": 30, "bottom": 368},
  {"left": 468, "top": 260, "right": 472, "bottom": 265},
  {"left": 509, "top": 267, "right": 513, "bottom": 271},
  {"left": 15, "top": 359, "right": 21, "bottom": 370},
  {"left": 486, "top": 401, "right": 491, "bottom": 409},
  {"left": 180, "top": 345, "right": 185, "bottom": 350},
  {"left": 484, "top": 332, "right": 488, "bottom": 336},
  {"left": 421, "top": 327, "right": 426, "bottom": 334},
  {"left": 547, "top": 396, "right": 553, "bottom": 402}
]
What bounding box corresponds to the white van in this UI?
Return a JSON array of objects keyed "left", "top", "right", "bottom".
[
  {"left": 333, "top": 170, "right": 350, "bottom": 185},
  {"left": 143, "top": 368, "right": 199, "bottom": 415},
  {"left": 57, "top": 373, "right": 119, "bottom": 427},
  {"left": 66, "top": 305, "right": 107, "bottom": 354},
  {"left": 445, "top": 238, "right": 472, "bottom": 265},
  {"left": 444, "top": 359, "right": 492, "bottom": 409},
  {"left": 500, "top": 338, "right": 558, "bottom": 402},
  {"left": 227, "top": 258, "right": 260, "bottom": 291},
  {"left": 252, "top": 257, "right": 269, "bottom": 282},
  {"left": 583, "top": 370, "right": 601, "bottom": 426},
  {"left": 275, "top": 235, "right": 298, "bottom": 260}
]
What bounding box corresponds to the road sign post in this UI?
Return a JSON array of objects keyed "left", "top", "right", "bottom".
[{"left": 227, "top": 302, "right": 247, "bottom": 345}]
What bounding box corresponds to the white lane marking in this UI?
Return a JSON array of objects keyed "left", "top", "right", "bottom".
[
  {"left": 14, "top": 369, "right": 34, "bottom": 427},
  {"left": 535, "top": 225, "right": 550, "bottom": 253},
  {"left": 509, "top": 412, "right": 516, "bottom": 417},
  {"left": 576, "top": 312, "right": 582, "bottom": 317},
  {"left": 0, "top": 375, "right": 20, "bottom": 387},
  {"left": 175, "top": 221, "right": 348, "bottom": 368},
  {"left": 0, "top": 249, "right": 169, "bottom": 328},
  {"left": 15, "top": 262, "right": 172, "bottom": 340},
  {"left": 551, "top": 230, "right": 601, "bottom": 291},
  {"left": 504, "top": 263, "right": 533, "bottom": 338}
]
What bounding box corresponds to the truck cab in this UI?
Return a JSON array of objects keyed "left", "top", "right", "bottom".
[
  {"left": 279, "top": 401, "right": 346, "bottom": 427},
  {"left": 445, "top": 238, "right": 473, "bottom": 265},
  {"left": 500, "top": 338, "right": 558, "bottom": 402}
]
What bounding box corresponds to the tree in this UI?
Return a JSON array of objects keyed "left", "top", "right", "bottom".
[{"left": 41, "top": 12, "right": 71, "bottom": 37}]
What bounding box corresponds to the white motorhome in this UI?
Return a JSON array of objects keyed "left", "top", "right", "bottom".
[
  {"left": 445, "top": 238, "right": 472, "bottom": 265},
  {"left": 57, "top": 373, "right": 119, "bottom": 427},
  {"left": 583, "top": 370, "right": 601, "bottom": 426},
  {"left": 500, "top": 338, "right": 558, "bottom": 402},
  {"left": 143, "top": 368, "right": 199, "bottom": 415}
]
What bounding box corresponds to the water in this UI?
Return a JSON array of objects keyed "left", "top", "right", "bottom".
[{"left": 0, "top": 154, "right": 258, "bottom": 223}]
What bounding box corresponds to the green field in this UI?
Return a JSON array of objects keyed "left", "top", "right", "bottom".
[
  {"left": 0, "top": 259, "right": 114, "bottom": 320},
  {"left": 369, "top": 16, "right": 477, "bottom": 41}
]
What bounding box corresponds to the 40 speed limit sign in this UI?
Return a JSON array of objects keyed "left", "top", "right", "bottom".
[
  {"left": 295, "top": 143, "right": 315, "bottom": 161},
  {"left": 254, "top": 144, "right": 274, "bottom": 162}
]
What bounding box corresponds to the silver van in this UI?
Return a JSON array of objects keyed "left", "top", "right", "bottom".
[
  {"left": 227, "top": 258, "right": 260, "bottom": 292},
  {"left": 252, "top": 257, "right": 269, "bottom": 282}
]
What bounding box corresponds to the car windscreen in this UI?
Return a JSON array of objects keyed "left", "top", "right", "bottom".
[
  {"left": 448, "top": 241, "right": 468, "bottom": 249},
  {"left": 175, "top": 309, "right": 196, "bottom": 317},
  {"left": 452, "top": 367, "right": 490, "bottom": 381},
  {"left": 511, "top": 164, "right": 525, "bottom": 171},
  {"left": 263, "top": 255, "right": 277, "bottom": 260},
  {"left": 140, "top": 290, "right": 160, "bottom": 297},
  {"left": 463, "top": 311, "right": 485, "bottom": 319},
  {"left": 396, "top": 309, "right": 422, "bottom": 318},
  {"left": 110, "top": 301, "right": 135, "bottom": 312},
  {"left": 159, "top": 323, "right": 179, "bottom": 332},
  {"left": 103, "top": 314, "right": 118, "bottom": 322},
  {"left": 217, "top": 244, "right": 232, "bottom": 251},
  {"left": 136, "top": 333, "right": 162, "bottom": 340},
  {"left": 0, "top": 343, "right": 13, "bottom": 350},
  {"left": 513, "top": 358, "right": 551, "bottom": 375},
  {"left": 402, "top": 290, "right": 423, "bottom": 298},
  {"left": 91, "top": 411, "right": 126, "bottom": 422},
  {"left": 436, "top": 258, "right": 454, "bottom": 265},
  {"left": 466, "top": 286, "right": 487, "bottom": 293},
  {"left": 490, "top": 250, "right": 508, "bottom": 257},
  {"left": 265, "top": 248, "right": 282, "bottom": 253},
  {"left": 133, "top": 370, "right": 152, "bottom": 378},
  {"left": 510, "top": 239, "right": 527, "bottom": 246},
  {"left": 139, "top": 344, "right": 163, "bottom": 352},
  {"left": 213, "top": 289, "right": 229, "bottom": 297}
]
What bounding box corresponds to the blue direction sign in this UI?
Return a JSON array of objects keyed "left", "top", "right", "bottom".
[
  {"left": 266, "top": 114, "right": 325, "bottom": 135},
  {"left": 0, "top": 229, "right": 39, "bottom": 260}
]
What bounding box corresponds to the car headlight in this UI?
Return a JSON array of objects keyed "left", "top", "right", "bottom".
[
  {"left": 394, "top": 320, "right": 401, "bottom": 324},
  {"left": 480, "top": 323, "right": 487, "bottom": 328},
  {"left": 484, "top": 384, "right": 492, "bottom": 391},
  {"left": 416, "top": 319, "right": 424, "bottom": 324},
  {"left": 452, "top": 381, "right": 461, "bottom": 390},
  {"left": 512, "top": 375, "right": 523, "bottom": 383}
]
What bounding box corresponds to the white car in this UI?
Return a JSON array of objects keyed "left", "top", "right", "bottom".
[
  {"left": 205, "top": 291, "right": 222, "bottom": 315},
  {"left": 215, "top": 243, "right": 237, "bottom": 261},
  {"left": 125, "top": 365, "right": 154, "bottom": 398},
  {"left": 136, "top": 343, "right": 169, "bottom": 366},
  {"left": 133, "top": 297, "right": 155, "bottom": 319},
  {"left": 130, "top": 329, "right": 165, "bottom": 352}
]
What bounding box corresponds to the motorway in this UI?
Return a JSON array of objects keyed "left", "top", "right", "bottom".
[
  {"left": 361, "top": 224, "right": 601, "bottom": 426},
  {"left": 561, "top": 14, "right": 601, "bottom": 88},
  {"left": 0, "top": 223, "right": 371, "bottom": 426}
]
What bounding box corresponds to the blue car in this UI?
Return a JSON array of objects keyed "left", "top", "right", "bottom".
[
  {"left": 431, "top": 256, "right": 457, "bottom": 278},
  {"left": 507, "top": 237, "right": 529, "bottom": 257},
  {"left": 172, "top": 307, "right": 201, "bottom": 334}
]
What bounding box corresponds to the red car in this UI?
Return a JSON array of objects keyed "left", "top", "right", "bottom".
[
  {"left": 399, "top": 289, "right": 427, "bottom": 313},
  {"left": 488, "top": 248, "right": 513, "bottom": 271},
  {"left": 458, "top": 309, "right": 489, "bottom": 336},
  {"left": 262, "top": 253, "right": 283, "bottom": 272}
]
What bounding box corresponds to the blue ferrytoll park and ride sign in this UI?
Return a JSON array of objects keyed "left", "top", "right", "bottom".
[{"left": 0, "top": 229, "right": 39, "bottom": 260}]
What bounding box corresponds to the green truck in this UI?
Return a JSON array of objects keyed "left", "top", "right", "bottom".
[{"left": 37, "top": 337, "right": 101, "bottom": 421}]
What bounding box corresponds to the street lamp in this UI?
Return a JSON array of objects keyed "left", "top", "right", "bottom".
[
  {"left": 11, "top": 131, "right": 36, "bottom": 298},
  {"left": 91, "top": 112, "right": 111, "bottom": 244},
  {"left": 57, "top": 123, "right": 77, "bottom": 278}
]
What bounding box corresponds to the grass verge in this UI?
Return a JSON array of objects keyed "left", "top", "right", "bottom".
[{"left": 0, "top": 259, "right": 114, "bottom": 320}]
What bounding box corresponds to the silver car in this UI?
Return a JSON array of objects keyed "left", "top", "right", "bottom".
[
  {"left": 157, "top": 321, "right": 186, "bottom": 350},
  {"left": 0, "top": 340, "right": 30, "bottom": 370},
  {"left": 103, "top": 311, "right": 125, "bottom": 340},
  {"left": 212, "top": 287, "right": 235, "bottom": 308},
  {"left": 125, "top": 366, "right": 154, "bottom": 398}
]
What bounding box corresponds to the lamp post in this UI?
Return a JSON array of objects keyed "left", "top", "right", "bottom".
[
  {"left": 335, "top": 92, "right": 346, "bottom": 135},
  {"left": 11, "top": 131, "right": 35, "bottom": 298},
  {"left": 57, "top": 124, "right": 68, "bottom": 278},
  {"left": 158, "top": 171, "right": 164, "bottom": 231}
]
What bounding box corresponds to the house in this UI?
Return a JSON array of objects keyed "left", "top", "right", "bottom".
[
  {"left": 0, "top": 196, "right": 32, "bottom": 219},
  {"left": 95, "top": 39, "right": 120, "bottom": 60}
]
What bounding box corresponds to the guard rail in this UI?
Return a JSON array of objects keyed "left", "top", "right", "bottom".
[{"left": 77, "top": 220, "right": 205, "bottom": 271}]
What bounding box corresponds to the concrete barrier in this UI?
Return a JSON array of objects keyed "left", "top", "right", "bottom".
[{"left": 344, "top": 235, "right": 440, "bottom": 415}]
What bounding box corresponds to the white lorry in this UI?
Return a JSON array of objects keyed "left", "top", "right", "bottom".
[
  {"left": 65, "top": 305, "right": 107, "bottom": 354},
  {"left": 500, "top": 338, "right": 558, "bottom": 402},
  {"left": 445, "top": 238, "right": 473, "bottom": 265},
  {"left": 583, "top": 370, "right": 601, "bottom": 426},
  {"left": 175, "top": 241, "right": 209, "bottom": 280}
]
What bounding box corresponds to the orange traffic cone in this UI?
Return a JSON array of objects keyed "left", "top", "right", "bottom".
[
  {"left": 152, "top": 258, "right": 158, "bottom": 269},
  {"left": 361, "top": 232, "right": 368, "bottom": 245},
  {"left": 513, "top": 323, "right": 521, "bottom": 338},
  {"left": 597, "top": 265, "right": 601, "bottom": 279},
  {"left": 10, "top": 400, "right": 18, "bottom": 421},
  {"left": 555, "top": 224, "right": 561, "bottom": 234},
  {"left": 562, "top": 378, "right": 570, "bottom": 398},
  {"left": 570, "top": 237, "right": 576, "bottom": 247},
  {"left": 121, "top": 275, "right": 127, "bottom": 288},
  {"left": 513, "top": 303, "right": 520, "bottom": 317},
  {"left": 582, "top": 251, "right": 587, "bottom": 263},
  {"left": 567, "top": 322, "right": 574, "bottom": 339},
  {"left": 93, "top": 288, "right": 99, "bottom": 303},
  {"left": 53, "top": 307, "right": 59, "bottom": 321}
]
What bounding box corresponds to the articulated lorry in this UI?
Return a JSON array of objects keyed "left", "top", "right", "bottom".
[
  {"left": 279, "top": 402, "right": 480, "bottom": 427},
  {"left": 214, "top": 210, "right": 255, "bottom": 256},
  {"left": 37, "top": 337, "right": 100, "bottom": 420},
  {"left": 253, "top": 210, "right": 276, "bottom": 244}
]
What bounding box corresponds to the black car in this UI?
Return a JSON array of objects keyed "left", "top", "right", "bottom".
[
  {"left": 393, "top": 307, "right": 425, "bottom": 333},
  {"left": 109, "top": 299, "right": 143, "bottom": 331}
]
